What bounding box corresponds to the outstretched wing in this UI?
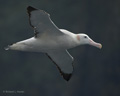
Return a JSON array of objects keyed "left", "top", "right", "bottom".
[
  {"left": 27, "top": 6, "right": 63, "bottom": 38},
  {"left": 46, "top": 50, "right": 74, "bottom": 81}
]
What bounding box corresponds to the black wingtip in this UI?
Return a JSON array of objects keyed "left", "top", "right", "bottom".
[
  {"left": 46, "top": 53, "right": 72, "bottom": 81},
  {"left": 27, "top": 6, "right": 50, "bottom": 17},
  {"left": 62, "top": 72, "right": 72, "bottom": 81},
  {"left": 27, "top": 6, "right": 37, "bottom": 12}
]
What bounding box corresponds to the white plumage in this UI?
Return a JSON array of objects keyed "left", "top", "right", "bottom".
[{"left": 6, "top": 6, "right": 102, "bottom": 81}]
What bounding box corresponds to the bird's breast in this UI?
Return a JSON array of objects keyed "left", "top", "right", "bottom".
[{"left": 18, "top": 35, "right": 77, "bottom": 52}]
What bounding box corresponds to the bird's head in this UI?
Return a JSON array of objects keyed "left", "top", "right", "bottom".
[{"left": 76, "top": 34, "right": 102, "bottom": 49}]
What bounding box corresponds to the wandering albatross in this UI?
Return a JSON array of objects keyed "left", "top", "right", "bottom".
[{"left": 5, "top": 6, "right": 102, "bottom": 81}]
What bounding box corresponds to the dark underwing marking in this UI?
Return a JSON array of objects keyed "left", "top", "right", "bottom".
[
  {"left": 27, "top": 6, "right": 39, "bottom": 38},
  {"left": 27, "top": 6, "right": 51, "bottom": 38},
  {"left": 27, "top": 6, "right": 49, "bottom": 18},
  {"left": 34, "top": 30, "right": 39, "bottom": 38},
  {"left": 46, "top": 53, "right": 72, "bottom": 81},
  {"left": 27, "top": 6, "right": 37, "bottom": 13},
  {"left": 62, "top": 73, "right": 72, "bottom": 81}
]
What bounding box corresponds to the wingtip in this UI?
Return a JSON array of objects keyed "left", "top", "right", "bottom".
[
  {"left": 27, "top": 6, "right": 50, "bottom": 17},
  {"left": 62, "top": 72, "right": 72, "bottom": 81},
  {"left": 46, "top": 53, "right": 73, "bottom": 81},
  {"left": 27, "top": 6, "right": 37, "bottom": 12}
]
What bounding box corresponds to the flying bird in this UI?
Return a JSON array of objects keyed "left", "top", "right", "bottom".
[{"left": 5, "top": 6, "right": 102, "bottom": 81}]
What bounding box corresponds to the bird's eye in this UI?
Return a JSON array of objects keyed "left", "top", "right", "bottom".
[{"left": 84, "top": 36, "right": 87, "bottom": 38}]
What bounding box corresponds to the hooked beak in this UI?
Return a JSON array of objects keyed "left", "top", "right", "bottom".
[{"left": 89, "top": 39, "right": 102, "bottom": 49}]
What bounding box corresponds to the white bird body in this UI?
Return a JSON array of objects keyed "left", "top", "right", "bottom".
[
  {"left": 10, "top": 29, "right": 78, "bottom": 52},
  {"left": 6, "top": 6, "right": 102, "bottom": 81}
]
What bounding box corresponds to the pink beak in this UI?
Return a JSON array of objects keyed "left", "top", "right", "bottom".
[{"left": 89, "top": 39, "right": 102, "bottom": 49}]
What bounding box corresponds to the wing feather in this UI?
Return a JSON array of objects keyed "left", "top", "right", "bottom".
[
  {"left": 46, "top": 50, "right": 74, "bottom": 81},
  {"left": 27, "top": 6, "right": 63, "bottom": 38}
]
